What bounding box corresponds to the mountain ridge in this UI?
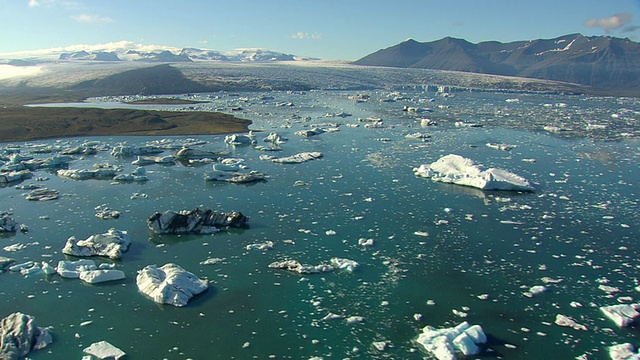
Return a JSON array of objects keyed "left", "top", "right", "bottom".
[{"left": 353, "top": 34, "right": 640, "bottom": 95}]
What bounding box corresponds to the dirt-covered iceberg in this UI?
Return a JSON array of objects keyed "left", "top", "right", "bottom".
[
  {"left": 147, "top": 208, "right": 248, "bottom": 234},
  {"left": 0, "top": 312, "right": 52, "bottom": 360},
  {"left": 413, "top": 154, "right": 534, "bottom": 191}
]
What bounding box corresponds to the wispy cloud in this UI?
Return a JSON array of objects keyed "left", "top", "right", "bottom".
[
  {"left": 71, "top": 13, "right": 113, "bottom": 23},
  {"left": 28, "top": 0, "right": 55, "bottom": 7},
  {"left": 28, "top": 0, "right": 79, "bottom": 8},
  {"left": 583, "top": 13, "right": 632, "bottom": 32},
  {"left": 291, "top": 32, "right": 321, "bottom": 40}
]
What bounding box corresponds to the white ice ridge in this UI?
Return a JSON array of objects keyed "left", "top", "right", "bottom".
[{"left": 413, "top": 154, "right": 534, "bottom": 191}]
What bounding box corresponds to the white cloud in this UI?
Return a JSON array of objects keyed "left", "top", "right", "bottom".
[
  {"left": 584, "top": 13, "right": 632, "bottom": 32},
  {"left": 291, "top": 32, "right": 321, "bottom": 40},
  {"left": 0, "top": 41, "right": 183, "bottom": 60},
  {"left": 71, "top": 13, "right": 113, "bottom": 23},
  {"left": 28, "top": 0, "right": 78, "bottom": 8}
]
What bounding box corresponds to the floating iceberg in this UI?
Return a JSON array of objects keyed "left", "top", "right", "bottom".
[
  {"left": 147, "top": 208, "right": 248, "bottom": 234},
  {"left": 224, "top": 132, "right": 256, "bottom": 145},
  {"left": 609, "top": 343, "right": 640, "bottom": 360},
  {"left": 62, "top": 228, "right": 131, "bottom": 259},
  {"left": 110, "top": 144, "right": 163, "bottom": 157},
  {"left": 56, "top": 259, "right": 98, "bottom": 278},
  {"left": 268, "top": 260, "right": 334, "bottom": 274},
  {"left": 260, "top": 152, "right": 323, "bottom": 164},
  {"left": 205, "top": 170, "right": 266, "bottom": 183},
  {"left": 413, "top": 154, "right": 534, "bottom": 191},
  {"left": 112, "top": 167, "right": 148, "bottom": 182},
  {"left": 79, "top": 269, "right": 126, "bottom": 284},
  {"left": 131, "top": 155, "right": 175, "bottom": 165},
  {"left": 0, "top": 312, "right": 52, "bottom": 360},
  {"left": 25, "top": 188, "right": 59, "bottom": 201},
  {"left": 263, "top": 132, "right": 287, "bottom": 144},
  {"left": 600, "top": 303, "right": 640, "bottom": 327},
  {"left": 136, "top": 263, "right": 208, "bottom": 307},
  {"left": 57, "top": 164, "right": 121, "bottom": 180},
  {"left": 0, "top": 170, "right": 32, "bottom": 183},
  {"left": 415, "top": 321, "right": 487, "bottom": 360},
  {"left": 0, "top": 212, "right": 19, "bottom": 232},
  {"left": 83, "top": 340, "right": 126, "bottom": 360},
  {"left": 329, "top": 258, "right": 359, "bottom": 272},
  {"left": 174, "top": 147, "right": 225, "bottom": 159}
]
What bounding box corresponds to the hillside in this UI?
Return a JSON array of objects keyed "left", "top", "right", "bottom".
[{"left": 353, "top": 34, "right": 640, "bottom": 96}]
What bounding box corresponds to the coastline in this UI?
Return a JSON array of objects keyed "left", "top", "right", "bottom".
[{"left": 0, "top": 105, "right": 252, "bottom": 143}]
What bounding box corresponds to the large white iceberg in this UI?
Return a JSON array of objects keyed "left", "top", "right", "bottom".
[
  {"left": 62, "top": 228, "right": 131, "bottom": 259},
  {"left": 415, "top": 321, "right": 487, "bottom": 360},
  {"left": 413, "top": 154, "right": 534, "bottom": 191},
  {"left": 136, "top": 263, "right": 208, "bottom": 307}
]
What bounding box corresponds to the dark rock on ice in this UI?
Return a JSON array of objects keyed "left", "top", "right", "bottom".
[
  {"left": 147, "top": 208, "right": 248, "bottom": 234},
  {"left": 0, "top": 312, "right": 52, "bottom": 360}
]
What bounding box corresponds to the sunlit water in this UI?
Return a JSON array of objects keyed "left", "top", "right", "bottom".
[{"left": 2, "top": 90, "right": 639, "bottom": 359}]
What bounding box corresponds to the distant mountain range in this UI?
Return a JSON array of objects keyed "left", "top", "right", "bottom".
[
  {"left": 353, "top": 34, "right": 640, "bottom": 95},
  {"left": 1, "top": 44, "right": 317, "bottom": 64},
  {"left": 57, "top": 47, "right": 315, "bottom": 63}
]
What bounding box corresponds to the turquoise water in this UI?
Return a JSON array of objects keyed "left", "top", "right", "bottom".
[{"left": 2, "top": 90, "right": 640, "bottom": 359}]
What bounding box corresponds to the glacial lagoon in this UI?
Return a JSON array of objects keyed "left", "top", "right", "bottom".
[{"left": 1, "top": 89, "right": 640, "bottom": 359}]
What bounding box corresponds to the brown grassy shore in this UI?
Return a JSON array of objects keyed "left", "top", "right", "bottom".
[{"left": 0, "top": 96, "right": 252, "bottom": 143}]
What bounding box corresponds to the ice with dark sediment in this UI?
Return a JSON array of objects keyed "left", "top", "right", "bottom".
[
  {"left": 205, "top": 170, "right": 267, "bottom": 183},
  {"left": 0, "top": 212, "right": 20, "bottom": 232},
  {"left": 413, "top": 154, "right": 534, "bottom": 191},
  {"left": 62, "top": 228, "right": 131, "bottom": 259},
  {"left": 147, "top": 208, "right": 248, "bottom": 234},
  {"left": 136, "top": 263, "right": 208, "bottom": 307},
  {"left": 24, "top": 187, "right": 58, "bottom": 201},
  {"left": 0, "top": 312, "right": 52, "bottom": 360},
  {"left": 268, "top": 259, "right": 334, "bottom": 274}
]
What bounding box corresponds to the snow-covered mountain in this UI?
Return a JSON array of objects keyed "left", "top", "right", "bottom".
[{"left": 1, "top": 41, "right": 317, "bottom": 63}]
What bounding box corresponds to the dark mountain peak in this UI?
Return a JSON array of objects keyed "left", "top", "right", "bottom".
[{"left": 353, "top": 34, "right": 640, "bottom": 95}]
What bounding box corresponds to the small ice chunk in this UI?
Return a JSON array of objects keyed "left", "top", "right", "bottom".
[
  {"left": 83, "top": 340, "right": 126, "bottom": 360},
  {"left": 554, "top": 314, "right": 587, "bottom": 331}
]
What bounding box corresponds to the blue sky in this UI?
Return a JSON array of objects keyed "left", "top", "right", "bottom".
[{"left": 1, "top": 0, "right": 638, "bottom": 60}]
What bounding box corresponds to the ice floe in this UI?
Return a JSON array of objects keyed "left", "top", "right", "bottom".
[
  {"left": 268, "top": 260, "right": 334, "bottom": 274},
  {"left": 147, "top": 208, "right": 248, "bottom": 234},
  {"left": 205, "top": 170, "right": 267, "bottom": 183},
  {"left": 413, "top": 154, "right": 534, "bottom": 191},
  {"left": 62, "top": 228, "right": 131, "bottom": 259},
  {"left": 609, "top": 343, "right": 640, "bottom": 360},
  {"left": 415, "top": 321, "right": 487, "bottom": 360},
  {"left": 136, "top": 263, "right": 208, "bottom": 307},
  {"left": 0, "top": 312, "right": 52, "bottom": 360},
  {"left": 57, "top": 164, "right": 121, "bottom": 180},
  {"left": 554, "top": 314, "right": 587, "bottom": 331},
  {"left": 259, "top": 152, "right": 323, "bottom": 164},
  {"left": 83, "top": 340, "right": 126, "bottom": 360},
  {"left": 24, "top": 187, "right": 59, "bottom": 201},
  {"left": 600, "top": 303, "right": 640, "bottom": 327},
  {"left": 79, "top": 269, "right": 126, "bottom": 284}
]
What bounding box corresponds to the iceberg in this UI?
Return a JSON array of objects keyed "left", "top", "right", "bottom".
[
  {"left": 79, "top": 269, "right": 126, "bottom": 284},
  {"left": 329, "top": 258, "right": 359, "bottom": 272},
  {"left": 609, "top": 343, "right": 640, "bottom": 360},
  {"left": 415, "top": 322, "right": 487, "bottom": 360},
  {"left": 24, "top": 188, "right": 59, "bottom": 201},
  {"left": 83, "top": 340, "right": 126, "bottom": 360},
  {"left": 56, "top": 259, "right": 98, "bottom": 278},
  {"left": 131, "top": 155, "right": 175, "bottom": 165},
  {"left": 112, "top": 167, "right": 148, "bottom": 182},
  {"left": 205, "top": 170, "right": 267, "bottom": 183},
  {"left": 174, "top": 147, "right": 225, "bottom": 159},
  {"left": 268, "top": 260, "right": 334, "bottom": 274},
  {"left": 62, "top": 228, "right": 131, "bottom": 259},
  {"left": 110, "top": 144, "right": 163, "bottom": 156},
  {"left": 147, "top": 208, "right": 248, "bottom": 234},
  {"left": 259, "top": 152, "right": 323, "bottom": 164},
  {"left": 0, "top": 212, "right": 19, "bottom": 232},
  {"left": 136, "top": 263, "right": 208, "bottom": 307},
  {"left": 600, "top": 303, "right": 640, "bottom": 327},
  {"left": 57, "top": 164, "right": 121, "bottom": 180},
  {"left": 224, "top": 132, "right": 256, "bottom": 145},
  {"left": 413, "top": 154, "right": 534, "bottom": 191},
  {"left": 0, "top": 312, "right": 52, "bottom": 360}
]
